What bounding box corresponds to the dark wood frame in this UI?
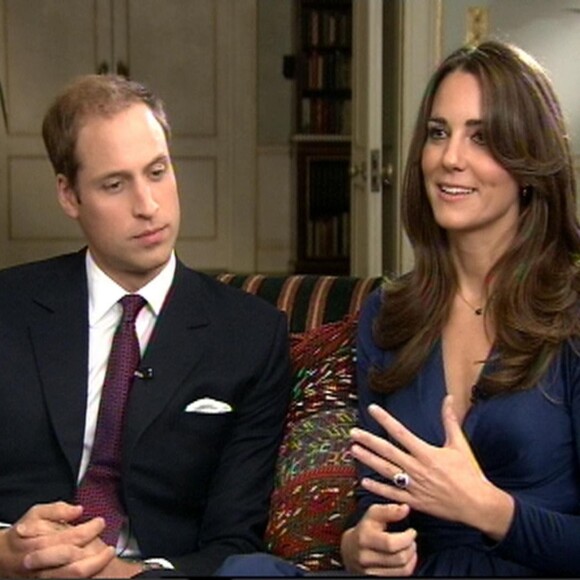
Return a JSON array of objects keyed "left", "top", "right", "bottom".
[
  {"left": 292, "top": 0, "right": 353, "bottom": 275},
  {"left": 294, "top": 139, "right": 350, "bottom": 275}
]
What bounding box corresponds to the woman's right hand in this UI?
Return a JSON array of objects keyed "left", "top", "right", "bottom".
[{"left": 340, "top": 503, "right": 418, "bottom": 576}]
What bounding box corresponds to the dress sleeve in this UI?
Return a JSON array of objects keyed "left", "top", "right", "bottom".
[
  {"left": 490, "top": 342, "right": 580, "bottom": 576},
  {"left": 348, "top": 289, "right": 408, "bottom": 531}
]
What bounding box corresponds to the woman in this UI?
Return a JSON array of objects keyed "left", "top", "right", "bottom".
[{"left": 342, "top": 40, "right": 580, "bottom": 576}]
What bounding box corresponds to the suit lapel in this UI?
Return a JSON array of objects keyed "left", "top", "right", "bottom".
[
  {"left": 124, "top": 263, "right": 210, "bottom": 455},
  {"left": 28, "top": 253, "right": 89, "bottom": 481}
]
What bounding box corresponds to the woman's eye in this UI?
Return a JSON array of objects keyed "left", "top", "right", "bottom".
[
  {"left": 426, "top": 125, "right": 447, "bottom": 140},
  {"left": 472, "top": 130, "right": 486, "bottom": 145}
]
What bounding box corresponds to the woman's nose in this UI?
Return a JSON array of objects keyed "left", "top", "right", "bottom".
[{"left": 441, "top": 137, "right": 466, "bottom": 171}]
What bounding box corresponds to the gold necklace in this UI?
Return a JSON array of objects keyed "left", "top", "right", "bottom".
[{"left": 457, "top": 291, "right": 484, "bottom": 316}]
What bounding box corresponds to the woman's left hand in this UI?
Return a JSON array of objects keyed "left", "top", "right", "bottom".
[{"left": 350, "top": 395, "right": 514, "bottom": 536}]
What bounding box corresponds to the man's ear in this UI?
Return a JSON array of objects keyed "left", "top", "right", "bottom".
[{"left": 56, "top": 174, "right": 80, "bottom": 219}]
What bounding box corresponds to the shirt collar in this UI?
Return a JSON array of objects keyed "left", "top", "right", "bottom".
[{"left": 87, "top": 251, "right": 177, "bottom": 326}]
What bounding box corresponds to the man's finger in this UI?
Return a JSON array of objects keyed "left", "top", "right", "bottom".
[{"left": 15, "top": 502, "right": 83, "bottom": 538}]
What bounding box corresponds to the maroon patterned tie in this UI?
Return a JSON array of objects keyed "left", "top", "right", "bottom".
[{"left": 75, "top": 294, "right": 147, "bottom": 546}]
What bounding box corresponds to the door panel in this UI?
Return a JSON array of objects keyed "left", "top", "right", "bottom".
[{"left": 4, "top": 0, "right": 102, "bottom": 136}]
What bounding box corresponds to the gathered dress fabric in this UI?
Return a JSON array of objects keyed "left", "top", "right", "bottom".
[{"left": 354, "top": 289, "right": 580, "bottom": 576}]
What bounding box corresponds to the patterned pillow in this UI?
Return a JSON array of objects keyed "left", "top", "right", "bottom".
[{"left": 265, "top": 317, "right": 358, "bottom": 571}]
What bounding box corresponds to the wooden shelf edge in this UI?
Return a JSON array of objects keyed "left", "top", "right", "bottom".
[{"left": 292, "top": 133, "right": 351, "bottom": 143}]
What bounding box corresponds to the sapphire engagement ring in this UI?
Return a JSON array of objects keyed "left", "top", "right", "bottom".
[{"left": 393, "top": 471, "right": 411, "bottom": 489}]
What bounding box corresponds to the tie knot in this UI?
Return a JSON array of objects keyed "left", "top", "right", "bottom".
[{"left": 119, "top": 294, "right": 147, "bottom": 324}]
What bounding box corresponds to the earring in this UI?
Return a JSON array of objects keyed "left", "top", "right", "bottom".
[{"left": 521, "top": 185, "right": 533, "bottom": 201}]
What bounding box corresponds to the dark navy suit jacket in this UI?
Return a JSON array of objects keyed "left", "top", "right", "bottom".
[{"left": 0, "top": 250, "right": 291, "bottom": 576}]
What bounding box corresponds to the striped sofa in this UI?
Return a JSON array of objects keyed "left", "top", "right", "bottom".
[
  {"left": 216, "top": 274, "right": 383, "bottom": 572},
  {"left": 216, "top": 273, "right": 380, "bottom": 333}
]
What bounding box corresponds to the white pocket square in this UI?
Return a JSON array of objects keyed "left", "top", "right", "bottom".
[{"left": 184, "top": 398, "right": 233, "bottom": 414}]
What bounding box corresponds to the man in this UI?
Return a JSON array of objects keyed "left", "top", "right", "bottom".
[{"left": 0, "top": 75, "right": 291, "bottom": 577}]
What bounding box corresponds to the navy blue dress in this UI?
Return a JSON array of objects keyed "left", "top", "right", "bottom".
[{"left": 354, "top": 289, "right": 580, "bottom": 576}]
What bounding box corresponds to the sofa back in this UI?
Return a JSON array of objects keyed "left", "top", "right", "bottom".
[
  {"left": 216, "top": 273, "right": 381, "bottom": 332},
  {"left": 217, "top": 273, "right": 382, "bottom": 571}
]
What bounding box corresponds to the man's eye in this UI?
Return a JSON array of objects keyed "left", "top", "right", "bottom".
[
  {"left": 103, "top": 179, "right": 123, "bottom": 192},
  {"left": 150, "top": 165, "right": 167, "bottom": 180}
]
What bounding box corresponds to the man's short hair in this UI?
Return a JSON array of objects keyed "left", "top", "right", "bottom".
[{"left": 42, "top": 74, "right": 171, "bottom": 187}]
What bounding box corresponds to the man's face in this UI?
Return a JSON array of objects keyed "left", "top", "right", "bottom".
[{"left": 58, "top": 103, "right": 180, "bottom": 291}]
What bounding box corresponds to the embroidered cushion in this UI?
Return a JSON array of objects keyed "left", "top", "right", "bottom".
[{"left": 265, "top": 317, "right": 358, "bottom": 571}]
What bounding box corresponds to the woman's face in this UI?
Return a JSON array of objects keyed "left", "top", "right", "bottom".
[{"left": 421, "top": 70, "right": 520, "bottom": 242}]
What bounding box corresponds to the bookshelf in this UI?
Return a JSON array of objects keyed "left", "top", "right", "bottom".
[
  {"left": 295, "top": 139, "right": 350, "bottom": 274},
  {"left": 293, "top": 0, "right": 352, "bottom": 275}
]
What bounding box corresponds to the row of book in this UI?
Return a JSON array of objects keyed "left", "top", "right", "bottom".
[
  {"left": 300, "top": 97, "right": 351, "bottom": 135},
  {"left": 304, "top": 51, "right": 351, "bottom": 91},
  {"left": 306, "top": 213, "right": 350, "bottom": 259},
  {"left": 302, "top": 8, "right": 351, "bottom": 48}
]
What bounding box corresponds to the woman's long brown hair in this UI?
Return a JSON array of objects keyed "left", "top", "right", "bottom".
[{"left": 371, "top": 40, "right": 580, "bottom": 396}]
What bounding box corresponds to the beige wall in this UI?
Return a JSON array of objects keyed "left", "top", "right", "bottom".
[{"left": 440, "top": 0, "right": 580, "bottom": 149}]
